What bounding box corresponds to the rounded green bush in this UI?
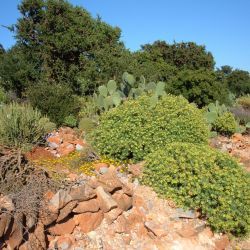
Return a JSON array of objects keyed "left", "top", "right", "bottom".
[
  {"left": 213, "top": 112, "right": 237, "bottom": 135},
  {"left": 142, "top": 142, "right": 250, "bottom": 236},
  {"left": 92, "top": 95, "right": 209, "bottom": 161}
]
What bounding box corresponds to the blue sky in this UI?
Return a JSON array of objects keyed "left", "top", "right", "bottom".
[{"left": 0, "top": 0, "right": 249, "bottom": 71}]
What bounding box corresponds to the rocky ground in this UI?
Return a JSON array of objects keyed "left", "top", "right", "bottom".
[{"left": 0, "top": 129, "right": 249, "bottom": 250}]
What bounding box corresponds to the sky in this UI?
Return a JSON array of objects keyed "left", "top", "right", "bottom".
[{"left": 0, "top": 0, "right": 249, "bottom": 71}]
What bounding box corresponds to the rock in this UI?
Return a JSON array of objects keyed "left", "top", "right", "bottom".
[
  {"left": 104, "top": 208, "right": 123, "bottom": 224},
  {"left": 112, "top": 191, "right": 133, "bottom": 211},
  {"left": 177, "top": 223, "right": 198, "bottom": 238},
  {"left": 128, "top": 161, "right": 145, "bottom": 176},
  {"left": 28, "top": 222, "right": 46, "bottom": 249},
  {"left": 172, "top": 208, "right": 198, "bottom": 219},
  {"left": 73, "top": 199, "right": 100, "bottom": 213},
  {"left": 114, "top": 214, "right": 129, "bottom": 233},
  {"left": 145, "top": 221, "right": 168, "bottom": 238},
  {"left": 48, "top": 218, "right": 76, "bottom": 236},
  {"left": 47, "top": 135, "right": 62, "bottom": 145},
  {"left": 122, "top": 184, "right": 133, "bottom": 197},
  {"left": 99, "top": 167, "right": 109, "bottom": 174},
  {"left": 49, "top": 190, "right": 72, "bottom": 213},
  {"left": 94, "top": 162, "right": 109, "bottom": 172},
  {"left": 68, "top": 173, "right": 78, "bottom": 182},
  {"left": 6, "top": 216, "right": 23, "bottom": 249},
  {"left": 76, "top": 144, "right": 84, "bottom": 151},
  {"left": 74, "top": 211, "right": 104, "bottom": 233},
  {"left": 57, "top": 200, "right": 78, "bottom": 222},
  {"left": 70, "top": 184, "right": 96, "bottom": 201},
  {"left": 39, "top": 209, "right": 58, "bottom": 226},
  {"left": 215, "top": 235, "right": 230, "bottom": 250},
  {"left": 0, "top": 213, "right": 12, "bottom": 237},
  {"left": 0, "top": 195, "right": 15, "bottom": 211},
  {"left": 232, "top": 133, "right": 243, "bottom": 142},
  {"left": 57, "top": 143, "right": 75, "bottom": 156},
  {"left": 97, "top": 170, "right": 123, "bottom": 193},
  {"left": 96, "top": 186, "right": 118, "bottom": 212},
  {"left": 56, "top": 236, "right": 74, "bottom": 250}
]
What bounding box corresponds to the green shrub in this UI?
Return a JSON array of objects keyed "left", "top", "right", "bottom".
[
  {"left": 142, "top": 142, "right": 250, "bottom": 236},
  {"left": 79, "top": 118, "right": 97, "bottom": 134},
  {"left": 27, "top": 82, "right": 80, "bottom": 125},
  {"left": 92, "top": 95, "right": 209, "bottom": 161},
  {"left": 63, "top": 115, "right": 78, "bottom": 128},
  {"left": 213, "top": 112, "right": 237, "bottom": 135},
  {"left": 0, "top": 87, "right": 7, "bottom": 103},
  {"left": 0, "top": 103, "right": 56, "bottom": 149},
  {"left": 237, "top": 95, "right": 250, "bottom": 109}
]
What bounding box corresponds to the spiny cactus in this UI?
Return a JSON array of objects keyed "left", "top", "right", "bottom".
[{"left": 93, "top": 80, "right": 122, "bottom": 111}]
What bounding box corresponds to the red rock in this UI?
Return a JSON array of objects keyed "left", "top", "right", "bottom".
[
  {"left": 94, "top": 162, "right": 109, "bottom": 171},
  {"left": 43, "top": 190, "right": 55, "bottom": 201},
  {"left": 215, "top": 235, "right": 230, "bottom": 250},
  {"left": 73, "top": 199, "right": 100, "bottom": 213},
  {"left": 0, "top": 213, "right": 11, "bottom": 237},
  {"left": 112, "top": 191, "right": 133, "bottom": 211},
  {"left": 57, "top": 200, "right": 77, "bottom": 222},
  {"left": 61, "top": 133, "right": 77, "bottom": 142},
  {"left": 74, "top": 211, "right": 104, "bottom": 233},
  {"left": 68, "top": 173, "right": 78, "bottom": 181},
  {"left": 96, "top": 186, "right": 118, "bottom": 212},
  {"left": 69, "top": 184, "right": 96, "bottom": 201},
  {"left": 25, "top": 146, "right": 55, "bottom": 161},
  {"left": 28, "top": 222, "right": 46, "bottom": 249},
  {"left": 49, "top": 190, "right": 72, "bottom": 213},
  {"left": 114, "top": 214, "right": 129, "bottom": 233},
  {"left": 48, "top": 218, "right": 76, "bottom": 235},
  {"left": 104, "top": 208, "right": 123, "bottom": 224},
  {"left": 128, "top": 161, "right": 145, "bottom": 176},
  {"left": 56, "top": 235, "right": 74, "bottom": 249},
  {"left": 70, "top": 139, "right": 86, "bottom": 146},
  {"left": 232, "top": 133, "right": 243, "bottom": 142},
  {"left": 145, "top": 221, "right": 168, "bottom": 238},
  {"left": 39, "top": 209, "right": 58, "bottom": 226},
  {"left": 57, "top": 143, "right": 75, "bottom": 156},
  {"left": 6, "top": 218, "right": 23, "bottom": 249},
  {"left": 97, "top": 170, "right": 123, "bottom": 193},
  {"left": 47, "top": 136, "right": 62, "bottom": 145},
  {"left": 177, "top": 223, "right": 197, "bottom": 238}
]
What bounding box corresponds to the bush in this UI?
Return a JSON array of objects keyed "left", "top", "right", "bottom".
[
  {"left": 0, "top": 103, "right": 56, "bottom": 149},
  {"left": 237, "top": 95, "right": 250, "bottom": 109},
  {"left": 0, "top": 87, "right": 7, "bottom": 103},
  {"left": 92, "top": 95, "right": 209, "bottom": 161},
  {"left": 212, "top": 112, "right": 237, "bottom": 135},
  {"left": 63, "top": 115, "right": 78, "bottom": 128},
  {"left": 27, "top": 82, "right": 80, "bottom": 125},
  {"left": 141, "top": 142, "right": 250, "bottom": 236}
]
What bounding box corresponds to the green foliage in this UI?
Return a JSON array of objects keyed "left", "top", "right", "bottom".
[
  {"left": 93, "top": 80, "right": 122, "bottom": 112},
  {"left": 27, "top": 82, "right": 80, "bottom": 125},
  {"left": 227, "top": 70, "right": 250, "bottom": 97},
  {"left": 237, "top": 95, "right": 250, "bottom": 109},
  {"left": 167, "top": 69, "right": 230, "bottom": 107},
  {"left": 212, "top": 112, "right": 237, "bottom": 135},
  {"left": 141, "top": 142, "right": 250, "bottom": 236},
  {"left": 0, "top": 87, "right": 7, "bottom": 104},
  {"left": 78, "top": 117, "right": 97, "bottom": 134},
  {"left": 92, "top": 95, "right": 209, "bottom": 161},
  {"left": 139, "top": 41, "right": 215, "bottom": 70},
  {"left": 63, "top": 115, "right": 78, "bottom": 128},
  {"left": 0, "top": 102, "right": 56, "bottom": 149},
  {"left": 13, "top": 0, "right": 130, "bottom": 95},
  {"left": 204, "top": 101, "right": 238, "bottom": 135}
]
